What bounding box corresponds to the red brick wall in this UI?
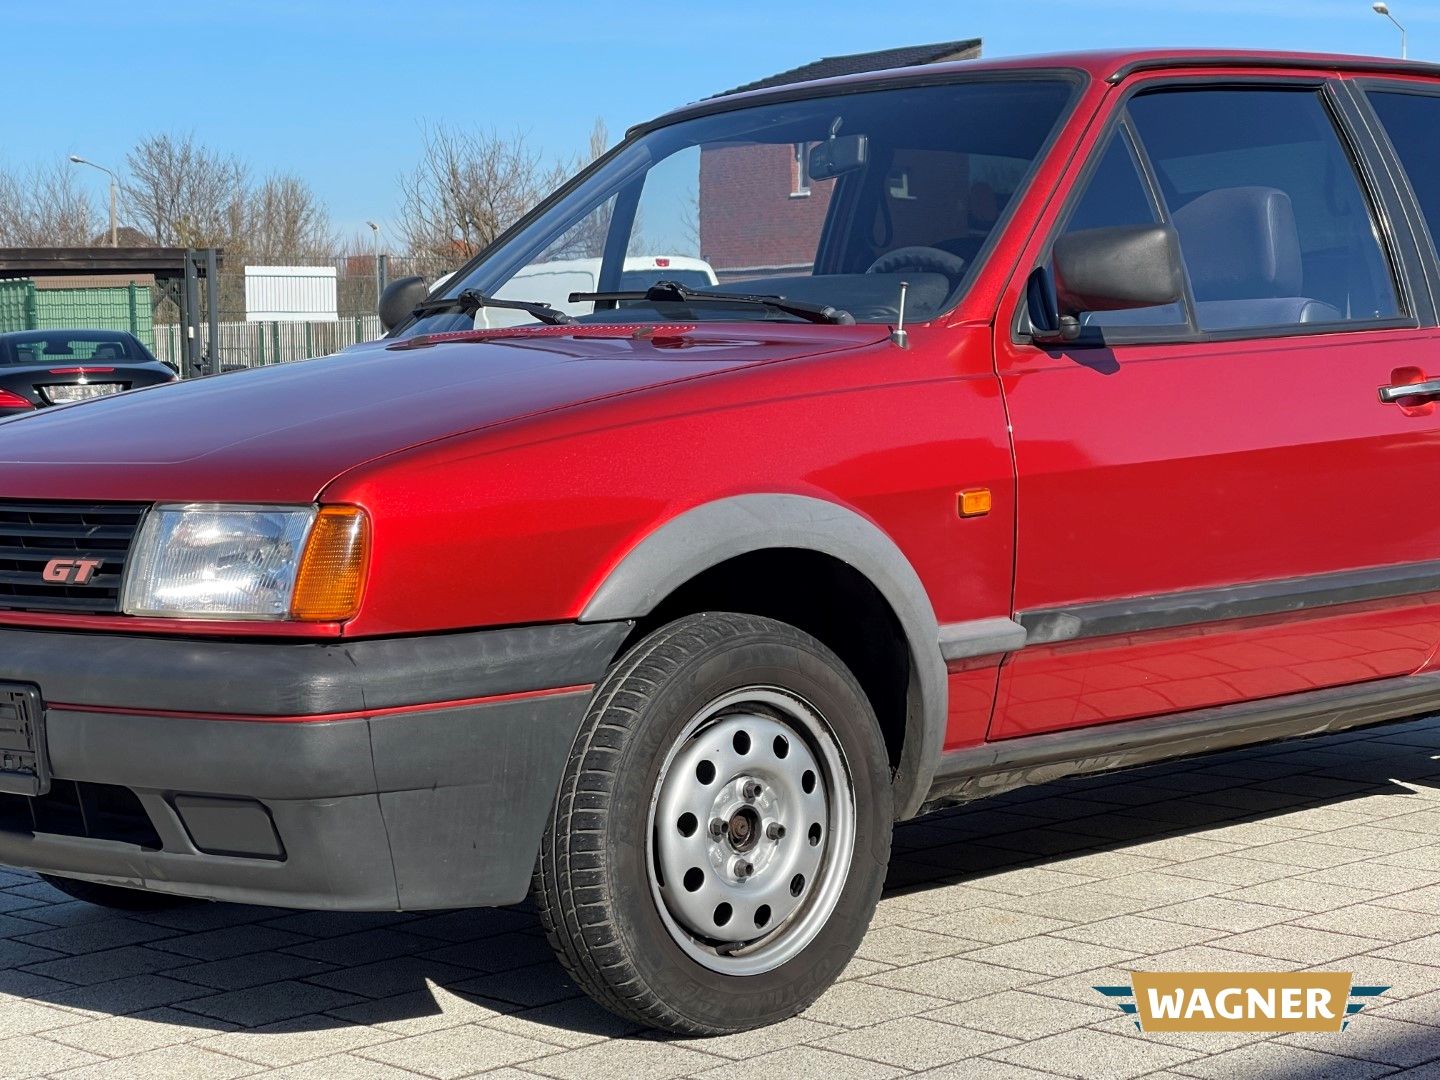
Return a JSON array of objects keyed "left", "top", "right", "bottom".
[{"left": 699, "top": 144, "right": 832, "bottom": 278}]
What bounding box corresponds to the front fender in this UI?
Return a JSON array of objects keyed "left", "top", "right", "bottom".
[{"left": 579, "top": 493, "right": 946, "bottom": 819}]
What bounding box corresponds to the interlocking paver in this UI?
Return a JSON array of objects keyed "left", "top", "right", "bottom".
[
  {"left": 49, "top": 1042, "right": 262, "bottom": 1080},
  {"left": 46, "top": 1007, "right": 236, "bottom": 1057},
  {"left": 248, "top": 1051, "right": 428, "bottom": 1080},
  {"left": 1212, "top": 923, "right": 1381, "bottom": 963},
  {"left": 803, "top": 980, "right": 951, "bottom": 1026},
  {"left": 19, "top": 944, "right": 193, "bottom": 986},
  {"left": 522, "top": 1036, "right": 721, "bottom": 1079},
  {"left": 357, "top": 1023, "right": 557, "bottom": 1078},
  {"left": 1, "top": 715, "right": 1439, "bottom": 1077},
  {"left": 0, "top": 1033, "right": 102, "bottom": 1079},
  {"left": 172, "top": 979, "right": 365, "bottom": 1027},
  {"left": 1169, "top": 1041, "right": 1398, "bottom": 1079},
  {"left": 864, "top": 956, "right": 1047, "bottom": 1001},
  {"left": 924, "top": 989, "right": 1113, "bottom": 1040},
  {"left": 902, "top": 906, "right": 1070, "bottom": 944},
  {"left": 987, "top": 1027, "right": 1200, "bottom": 1079},
  {"left": 689, "top": 1045, "right": 901, "bottom": 1080},
  {"left": 327, "top": 985, "right": 516, "bottom": 1037},
  {"left": 854, "top": 926, "right": 981, "bottom": 966},
  {"left": 195, "top": 1014, "right": 399, "bottom": 1067},
  {"left": 957, "top": 936, "right": 1138, "bottom": 976},
  {"left": 1219, "top": 877, "right": 1383, "bottom": 913},
  {"left": 815, "top": 1015, "right": 1015, "bottom": 1070}
]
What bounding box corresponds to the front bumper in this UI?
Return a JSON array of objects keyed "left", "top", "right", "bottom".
[{"left": 0, "top": 621, "right": 629, "bottom": 910}]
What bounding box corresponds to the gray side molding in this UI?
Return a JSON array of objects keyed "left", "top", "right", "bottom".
[
  {"left": 580, "top": 494, "right": 946, "bottom": 819},
  {"left": 939, "top": 617, "right": 1027, "bottom": 660}
]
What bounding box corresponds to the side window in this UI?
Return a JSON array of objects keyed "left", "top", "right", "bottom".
[
  {"left": 1129, "top": 88, "right": 1399, "bottom": 331},
  {"left": 1050, "top": 130, "right": 1187, "bottom": 332},
  {"left": 1366, "top": 90, "right": 1440, "bottom": 253}
]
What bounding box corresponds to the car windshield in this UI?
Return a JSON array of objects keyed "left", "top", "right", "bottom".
[
  {"left": 403, "top": 77, "right": 1076, "bottom": 335},
  {"left": 0, "top": 331, "right": 144, "bottom": 366}
]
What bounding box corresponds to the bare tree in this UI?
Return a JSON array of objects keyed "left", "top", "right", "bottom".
[
  {"left": 397, "top": 123, "right": 557, "bottom": 263},
  {"left": 246, "top": 174, "right": 336, "bottom": 263},
  {"left": 121, "top": 133, "right": 249, "bottom": 249},
  {"left": 0, "top": 162, "right": 99, "bottom": 246},
  {"left": 398, "top": 117, "right": 624, "bottom": 265}
]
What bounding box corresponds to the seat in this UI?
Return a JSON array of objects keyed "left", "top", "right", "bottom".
[{"left": 1171, "top": 186, "right": 1340, "bottom": 329}]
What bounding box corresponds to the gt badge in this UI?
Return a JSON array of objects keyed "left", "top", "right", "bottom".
[{"left": 42, "top": 558, "right": 103, "bottom": 586}]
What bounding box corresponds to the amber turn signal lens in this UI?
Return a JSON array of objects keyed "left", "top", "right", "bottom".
[
  {"left": 957, "top": 488, "right": 993, "bottom": 518},
  {"left": 290, "top": 507, "right": 371, "bottom": 622}
]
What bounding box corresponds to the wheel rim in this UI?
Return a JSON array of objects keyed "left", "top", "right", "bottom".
[{"left": 646, "top": 686, "right": 855, "bottom": 975}]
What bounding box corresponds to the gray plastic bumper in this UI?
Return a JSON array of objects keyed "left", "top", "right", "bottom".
[{"left": 0, "top": 621, "right": 629, "bottom": 910}]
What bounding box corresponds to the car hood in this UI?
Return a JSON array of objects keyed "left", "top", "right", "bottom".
[{"left": 0, "top": 324, "right": 887, "bottom": 503}]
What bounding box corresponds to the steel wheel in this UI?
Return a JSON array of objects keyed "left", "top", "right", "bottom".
[{"left": 647, "top": 685, "right": 855, "bottom": 975}]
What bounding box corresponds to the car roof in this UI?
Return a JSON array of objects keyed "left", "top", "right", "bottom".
[{"left": 642, "top": 48, "right": 1440, "bottom": 132}]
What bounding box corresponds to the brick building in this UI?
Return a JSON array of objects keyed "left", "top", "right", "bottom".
[{"left": 698, "top": 39, "right": 981, "bottom": 282}]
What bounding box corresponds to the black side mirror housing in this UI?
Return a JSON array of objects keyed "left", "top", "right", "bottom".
[
  {"left": 1029, "top": 224, "right": 1185, "bottom": 343},
  {"left": 378, "top": 276, "right": 431, "bottom": 333}
]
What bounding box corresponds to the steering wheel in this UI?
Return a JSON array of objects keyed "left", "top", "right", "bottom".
[{"left": 865, "top": 246, "right": 967, "bottom": 281}]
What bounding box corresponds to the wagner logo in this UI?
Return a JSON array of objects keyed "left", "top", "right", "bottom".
[
  {"left": 1094, "top": 972, "right": 1389, "bottom": 1033},
  {"left": 41, "top": 558, "right": 104, "bottom": 586}
]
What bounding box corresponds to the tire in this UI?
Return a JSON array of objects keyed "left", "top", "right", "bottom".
[
  {"left": 533, "top": 612, "right": 893, "bottom": 1034},
  {"left": 39, "top": 875, "right": 196, "bottom": 911}
]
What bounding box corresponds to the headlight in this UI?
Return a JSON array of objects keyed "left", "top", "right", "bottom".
[{"left": 122, "top": 504, "right": 369, "bottom": 621}]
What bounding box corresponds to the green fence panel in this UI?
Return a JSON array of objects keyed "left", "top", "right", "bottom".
[
  {"left": 30, "top": 284, "right": 155, "bottom": 349},
  {"left": 0, "top": 280, "right": 35, "bottom": 333}
]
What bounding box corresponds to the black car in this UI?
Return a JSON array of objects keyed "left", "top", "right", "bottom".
[{"left": 0, "top": 330, "right": 177, "bottom": 417}]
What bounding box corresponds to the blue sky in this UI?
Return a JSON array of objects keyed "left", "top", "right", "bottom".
[{"left": 5, "top": 1, "right": 1434, "bottom": 242}]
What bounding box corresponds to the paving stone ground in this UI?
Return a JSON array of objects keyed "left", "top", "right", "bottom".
[{"left": 3, "top": 716, "right": 1440, "bottom": 1078}]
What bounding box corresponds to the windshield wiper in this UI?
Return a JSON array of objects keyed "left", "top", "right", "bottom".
[
  {"left": 410, "top": 288, "right": 574, "bottom": 326},
  {"left": 570, "top": 280, "right": 854, "bottom": 325}
]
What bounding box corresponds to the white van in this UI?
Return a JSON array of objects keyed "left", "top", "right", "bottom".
[{"left": 429, "top": 255, "right": 719, "bottom": 328}]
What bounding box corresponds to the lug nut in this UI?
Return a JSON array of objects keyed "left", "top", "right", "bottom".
[
  {"left": 732, "top": 858, "right": 755, "bottom": 879},
  {"left": 742, "top": 780, "right": 763, "bottom": 801},
  {"left": 709, "top": 817, "right": 727, "bottom": 838},
  {"left": 766, "top": 821, "right": 786, "bottom": 840}
]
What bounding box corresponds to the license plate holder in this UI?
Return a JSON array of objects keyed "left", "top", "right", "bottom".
[{"left": 0, "top": 684, "right": 49, "bottom": 797}]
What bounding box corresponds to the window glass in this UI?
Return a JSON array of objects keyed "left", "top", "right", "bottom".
[
  {"left": 1051, "top": 130, "right": 1186, "bottom": 332},
  {"left": 1129, "top": 88, "right": 1397, "bottom": 331},
  {"left": 409, "top": 79, "right": 1074, "bottom": 334},
  {"left": 1366, "top": 90, "right": 1440, "bottom": 254},
  {"left": 1, "top": 331, "right": 142, "bottom": 366}
]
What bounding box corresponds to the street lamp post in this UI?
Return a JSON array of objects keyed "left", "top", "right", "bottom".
[
  {"left": 1373, "top": 2, "right": 1408, "bottom": 60},
  {"left": 67, "top": 155, "right": 118, "bottom": 246},
  {"left": 365, "top": 220, "right": 384, "bottom": 306}
]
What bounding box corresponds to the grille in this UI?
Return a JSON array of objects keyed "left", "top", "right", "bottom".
[
  {"left": 0, "top": 781, "right": 161, "bottom": 848},
  {"left": 0, "top": 501, "right": 146, "bottom": 614}
]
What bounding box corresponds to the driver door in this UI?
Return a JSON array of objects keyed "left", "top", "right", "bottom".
[{"left": 991, "top": 80, "right": 1440, "bottom": 740}]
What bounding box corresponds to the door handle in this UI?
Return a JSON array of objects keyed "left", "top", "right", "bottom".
[{"left": 1379, "top": 378, "right": 1440, "bottom": 404}]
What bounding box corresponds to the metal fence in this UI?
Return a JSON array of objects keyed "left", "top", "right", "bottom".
[
  {"left": 5, "top": 255, "right": 459, "bottom": 373},
  {"left": 152, "top": 314, "right": 385, "bottom": 371}
]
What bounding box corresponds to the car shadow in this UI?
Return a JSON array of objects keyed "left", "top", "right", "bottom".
[{"left": 0, "top": 713, "right": 1437, "bottom": 1050}]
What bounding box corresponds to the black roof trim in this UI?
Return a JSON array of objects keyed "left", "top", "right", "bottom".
[
  {"left": 714, "top": 38, "right": 982, "bottom": 98},
  {"left": 629, "top": 66, "right": 1088, "bottom": 141},
  {"left": 1109, "top": 54, "right": 1440, "bottom": 84}
]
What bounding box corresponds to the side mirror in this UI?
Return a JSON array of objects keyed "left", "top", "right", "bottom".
[
  {"left": 1029, "top": 224, "right": 1185, "bottom": 343},
  {"left": 378, "top": 276, "right": 431, "bottom": 332}
]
